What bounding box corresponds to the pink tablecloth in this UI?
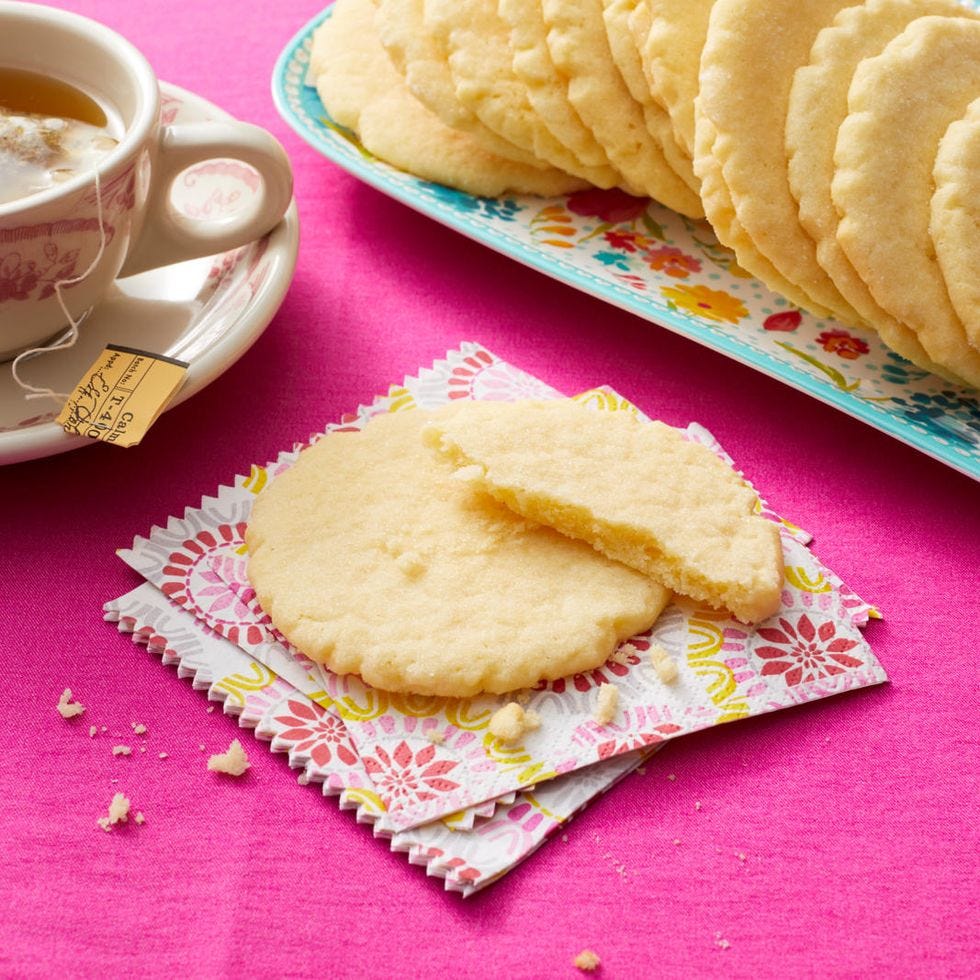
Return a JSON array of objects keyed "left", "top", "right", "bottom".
[{"left": 3, "top": 2, "right": 979, "bottom": 976}]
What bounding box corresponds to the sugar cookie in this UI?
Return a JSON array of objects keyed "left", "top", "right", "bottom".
[
  {"left": 424, "top": 400, "right": 784, "bottom": 624},
  {"left": 697, "top": 0, "right": 859, "bottom": 322},
  {"left": 424, "top": 0, "right": 609, "bottom": 184},
  {"left": 787, "top": 0, "right": 972, "bottom": 379},
  {"left": 246, "top": 408, "right": 669, "bottom": 698},
  {"left": 375, "top": 0, "right": 543, "bottom": 166},
  {"left": 309, "top": 0, "right": 391, "bottom": 131},
  {"left": 500, "top": 0, "right": 622, "bottom": 183},
  {"left": 312, "top": 0, "right": 586, "bottom": 197},
  {"left": 833, "top": 16, "right": 980, "bottom": 386},
  {"left": 636, "top": 0, "right": 714, "bottom": 160},
  {"left": 541, "top": 0, "right": 704, "bottom": 217},
  {"left": 599, "top": 0, "right": 699, "bottom": 194},
  {"left": 693, "top": 113, "right": 820, "bottom": 314},
  {"left": 931, "top": 97, "right": 980, "bottom": 348}
]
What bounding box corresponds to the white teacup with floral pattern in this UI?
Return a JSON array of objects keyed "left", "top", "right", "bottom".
[{"left": 0, "top": 1, "right": 293, "bottom": 360}]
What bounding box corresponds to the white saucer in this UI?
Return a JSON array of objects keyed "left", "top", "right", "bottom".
[{"left": 0, "top": 82, "right": 299, "bottom": 465}]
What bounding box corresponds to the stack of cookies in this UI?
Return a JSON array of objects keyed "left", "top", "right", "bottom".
[
  {"left": 311, "top": 0, "right": 980, "bottom": 385},
  {"left": 246, "top": 400, "right": 784, "bottom": 697}
]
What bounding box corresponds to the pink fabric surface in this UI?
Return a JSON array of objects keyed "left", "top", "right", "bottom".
[{"left": 2, "top": 1, "right": 979, "bottom": 976}]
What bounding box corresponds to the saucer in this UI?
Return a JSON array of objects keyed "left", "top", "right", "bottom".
[{"left": 0, "top": 81, "right": 299, "bottom": 465}]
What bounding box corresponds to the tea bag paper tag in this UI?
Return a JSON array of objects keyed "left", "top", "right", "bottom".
[{"left": 56, "top": 344, "right": 188, "bottom": 447}]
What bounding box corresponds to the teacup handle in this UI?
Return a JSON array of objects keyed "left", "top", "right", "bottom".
[{"left": 119, "top": 121, "right": 293, "bottom": 277}]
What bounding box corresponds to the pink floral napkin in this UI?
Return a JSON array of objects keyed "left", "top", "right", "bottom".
[
  {"left": 105, "top": 581, "right": 648, "bottom": 893},
  {"left": 110, "top": 344, "right": 887, "bottom": 873}
]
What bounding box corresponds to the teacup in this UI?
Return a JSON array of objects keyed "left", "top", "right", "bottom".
[{"left": 0, "top": 1, "right": 293, "bottom": 361}]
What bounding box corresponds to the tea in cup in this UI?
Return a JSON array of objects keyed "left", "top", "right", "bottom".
[
  {"left": 0, "top": 1, "right": 293, "bottom": 360},
  {"left": 0, "top": 66, "right": 124, "bottom": 207}
]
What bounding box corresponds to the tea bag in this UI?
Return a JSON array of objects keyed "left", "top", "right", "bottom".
[{"left": 0, "top": 107, "right": 117, "bottom": 203}]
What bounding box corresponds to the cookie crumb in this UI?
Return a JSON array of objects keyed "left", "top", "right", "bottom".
[
  {"left": 655, "top": 656, "right": 679, "bottom": 684},
  {"left": 199, "top": 744, "right": 205, "bottom": 752},
  {"left": 573, "top": 950, "right": 601, "bottom": 972},
  {"left": 97, "top": 792, "right": 130, "bottom": 832},
  {"left": 610, "top": 642, "right": 637, "bottom": 666},
  {"left": 649, "top": 643, "right": 679, "bottom": 683},
  {"left": 425, "top": 730, "right": 446, "bottom": 745},
  {"left": 601, "top": 848, "right": 629, "bottom": 879},
  {"left": 101, "top": 725, "right": 107, "bottom": 732},
  {"left": 667, "top": 773, "right": 677, "bottom": 782},
  {"left": 514, "top": 689, "right": 531, "bottom": 705},
  {"left": 737, "top": 852, "right": 746, "bottom": 862},
  {"left": 112, "top": 745, "right": 132, "bottom": 756},
  {"left": 56, "top": 688, "right": 85, "bottom": 719},
  {"left": 88, "top": 725, "right": 97, "bottom": 738},
  {"left": 131, "top": 722, "right": 147, "bottom": 735},
  {"left": 715, "top": 932, "right": 731, "bottom": 950},
  {"left": 158, "top": 752, "right": 168, "bottom": 760},
  {"left": 593, "top": 684, "right": 619, "bottom": 725},
  {"left": 561, "top": 834, "right": 569, "bottom": 842},
  {"left": 207, "top": 706, "right": 215, "bottom": 714},
  {"left": 207, "top": 738, "right": 250, "bottom": 776},
  {"left": 134, "top": 811, "right": 145, "bottom": 826},
  {"left": 673, "top": 838, "right": 682, "bottom": 846},
  {"left": 694, "top": 801, "right": 702, "bottom": 812},
  {"left": 139, "top": 746, "right": 146, "bottom": 754},
  {"left": 489, "top": 702, "right": 541, "bottom": 744}
]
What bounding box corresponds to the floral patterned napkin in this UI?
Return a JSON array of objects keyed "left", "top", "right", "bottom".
[
  {"left": 114, "top": 344, "right": 887, "bottom": 835},
  {"left": 105, "top": 581, "right": 651, "bottom": 894}
]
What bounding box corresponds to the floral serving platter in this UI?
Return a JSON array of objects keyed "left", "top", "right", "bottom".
[{"left": 272, "top": 4, "right": 980, "bottom": 482}]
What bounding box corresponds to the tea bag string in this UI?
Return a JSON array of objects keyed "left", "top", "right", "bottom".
[{"left": 11, "top": 167, "right": 106, "bottom": 402}]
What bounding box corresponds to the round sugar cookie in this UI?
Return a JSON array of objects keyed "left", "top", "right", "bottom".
[
  {"left": 787, "top": 0, "right": 973, "bottom": 380},
  {"left": 541, "top": 0, "right": 704, "bottom": 217},
  {"left": 423, "top": 0, "right": 612, "bottom": 185},
  {"left": 309, "top": 0, "right": 390, "bottom": 130},
  {"left": 312, "top": 0, "right": 585, "bottom": 197},
  {"left": 599, "top": 0, "right": 699, "bottom": 195},
  {"left": 833, "top": 16, "right": 980, "bottom": 387},
  {"left": 932, "top": 97, "right": 980, "bottom": 349},
  {"left": 500, "top": 0, "right": 621, "bottom": 182},
  {"left": 697, "top": 0, "right": 860, "bottom": 323},
  {"left": 693, "top": 113, "right": 825, "bottom": 316},
  {"left": 375, "top": 0, "right": 543, "bottom": 167},
  {"left": 246, "top": 408, "right": 669, "bottom": 698},
  {"left": 636, "top": 0, "right": 714, "bottom": 161}
]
